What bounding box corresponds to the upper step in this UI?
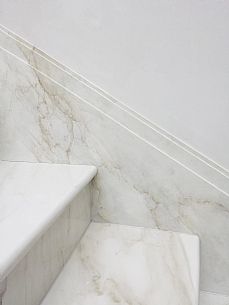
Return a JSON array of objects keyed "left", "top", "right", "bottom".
[
  {"left": 41, "top": 222, "right": 200, "bottom": 305},
  {"left": 0, "top": 161, "right": 97, "bottom": 281}
]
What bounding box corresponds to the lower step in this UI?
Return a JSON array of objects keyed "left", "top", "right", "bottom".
[
  {"left": 0, "top": 161, "right": 97, "bottom": 305},
  {"left": 41, "top": 222, "right": 200, "bottom": 305}
]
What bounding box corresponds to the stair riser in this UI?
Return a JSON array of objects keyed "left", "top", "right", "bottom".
[{"left": 2, "top": 184, "right": 92, "bottom": 305}]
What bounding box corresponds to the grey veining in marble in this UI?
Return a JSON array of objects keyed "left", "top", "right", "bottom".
[
  {"left": 0, "top": 25, "right": 228, "bottom": 193},
  {"left": 41, "top": 222, "right": 199, "bottom": 305},
  {"left": 0, "top": 27, "right": 229, "bottom": 295}
]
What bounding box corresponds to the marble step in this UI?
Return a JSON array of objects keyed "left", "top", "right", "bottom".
[
  {"left": 41, "top": 222, "right": 200, "bottom": 305},
  {"left": 0, "top": 161, "right": 97, "bottom": 305}
]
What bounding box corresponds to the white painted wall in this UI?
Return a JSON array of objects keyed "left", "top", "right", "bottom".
[{"left": 0, "top": 0, "right": 229, "bottom": 169}]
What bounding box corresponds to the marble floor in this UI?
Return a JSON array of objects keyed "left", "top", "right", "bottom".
[
  {"left": 200, "top": 291, "right": 229, "bottom": 305},
  {"left": 41, "top": 222, "right": 199, "bottom": 305}
]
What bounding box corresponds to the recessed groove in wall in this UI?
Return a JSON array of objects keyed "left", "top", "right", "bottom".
[
  {"left": 0, "top": 25, "right": 229, "bottom": 196},
  {"left": 0, "top": 43, "right": 229, "bottom": 199}
]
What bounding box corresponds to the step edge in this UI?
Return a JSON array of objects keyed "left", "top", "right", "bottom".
[{"left": 0, "top": 162, "right": 97, "bottom": 282}]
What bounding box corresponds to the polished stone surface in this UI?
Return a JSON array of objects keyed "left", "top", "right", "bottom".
[
  {"left": 0, "top": 161, "right": 96, "bottom": 281},
  {"left": 0, "top": 27, "right": 229, "bottom": 295},
  {"left": 3, "top": 186, "right": 92, "bottom": 305},
  {"left": 41, "top": 222, "right": 199, "bottom": 305}
]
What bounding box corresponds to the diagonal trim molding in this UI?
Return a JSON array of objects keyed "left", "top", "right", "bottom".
[{"left": 0, "top": 24, "right": 229, "bottom": 196}]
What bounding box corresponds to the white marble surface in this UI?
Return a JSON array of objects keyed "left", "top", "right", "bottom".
[
  {"left": 0, "top": 29, "right": 229, "bottom": 295},
  {"left": 0, "top": 25, "right": 228, "bottom": 193},
  {"left": 41, "top": 222, "right": 199, "bottom": 305},
  {"left": 0, "top": 161, "right": 96, "bottom": 281},
  {"left": 200, "top": 291, "right": 229, "bottom": 305},
  {"left": 3, "top": 185, "right": 92, "bottom": 305},
  {"left": 0, "top": 0, "right": 229, "bottom": 170}
]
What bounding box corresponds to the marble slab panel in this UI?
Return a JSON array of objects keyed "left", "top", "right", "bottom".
[
  {"left": 2, "top": 185, "right": 92, "bottom": 305},
  {"left": 41, "top": 222, "right": 199, "bottom": 305},
  {"left": 0, "top": 30, "right": 229, "bottom": 296}
]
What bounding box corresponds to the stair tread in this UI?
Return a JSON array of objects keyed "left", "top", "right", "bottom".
[
  {"left": 41, "top": 222, "right": 200, "bottom": 305},
  {"left": 0, "top": 161, "right": 96, "bottom": 281}
]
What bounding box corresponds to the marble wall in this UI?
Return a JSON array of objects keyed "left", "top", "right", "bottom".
[{"left": 0, "top": 26, "right": 229, "bottom": 296}]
